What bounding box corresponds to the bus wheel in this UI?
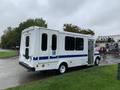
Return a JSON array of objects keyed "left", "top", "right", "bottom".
[
  {"left": 58, "top": 63, "right": 67, "bottom": 74},
  {"left": 95, "top": 58, "right": 100, "bottom": 66}
]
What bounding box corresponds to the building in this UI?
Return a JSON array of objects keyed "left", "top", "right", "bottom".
[
  {"left": 96, "top": 35, "right": 120, "bottom": 51},
  {"left": 97, "top": 35, "right": 120, "bottom": 42}
]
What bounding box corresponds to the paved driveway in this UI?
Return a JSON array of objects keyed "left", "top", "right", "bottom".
[
  {"left": 100, "top": 54, "right": 120, "bottom": 65},
  {"left": 0, "top": 57, "right": 57, "bottom": 90}
]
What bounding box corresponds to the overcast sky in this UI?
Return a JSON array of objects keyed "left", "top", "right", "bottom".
[{"left": 0, "top": 0, "right": 120, "bottom": 37}]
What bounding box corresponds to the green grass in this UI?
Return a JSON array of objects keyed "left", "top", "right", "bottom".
[
  {"left": 0, "top": 51, "right": 18, "bottom": 58},
  {"left": 7, "top": 65, "right": 120, "bottom": 90}
]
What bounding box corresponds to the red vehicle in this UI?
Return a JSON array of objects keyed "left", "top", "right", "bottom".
[{"left": 99, "top": 47, "right": 107, "bottom": 55}]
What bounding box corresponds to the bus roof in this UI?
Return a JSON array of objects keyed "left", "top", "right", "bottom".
[{"left": 22, "top": 26, "right": 94, "bottom": 39}]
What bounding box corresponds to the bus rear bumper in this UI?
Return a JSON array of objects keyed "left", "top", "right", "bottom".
[{"left": 19, "top": 62, "right": 35, "bottom": 71}]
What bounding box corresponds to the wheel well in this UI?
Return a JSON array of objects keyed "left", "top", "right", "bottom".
[{"left": 59, "top": 62, "right": 68, "bottom": 68}]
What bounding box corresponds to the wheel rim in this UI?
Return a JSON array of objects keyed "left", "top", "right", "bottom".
[{"left": 60, "top": 65, "right": 66, "bottom": 73}]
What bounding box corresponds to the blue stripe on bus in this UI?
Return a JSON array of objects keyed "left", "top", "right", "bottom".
[
  {"left": 33, "top": 57, "right": 38, "bottom": 60},
  {"left": 59, "top": 54, "right": 88, "bottom": 58},
  {"left": 33, "top": 53, "right": 99, "bottom": 61},
  {"left": 33, "top": 56, "right": 48, "bottom": 60},
  {"left": 33, "top": 54, "right": 87, "bottom": 60},
  {"left": 50, "top": 56, "right": 58, "bottom": 59},
  {"left": 39, "top": 56, "right": 48, "bottom": 60}
]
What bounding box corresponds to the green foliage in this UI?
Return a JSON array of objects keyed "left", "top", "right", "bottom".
[
  {"left": 64, "top": 24, "right": 80, "bottom": 33},
  {"left": 1, "top": 27, "right": 17, "bottom": 49},
  {"left": 0, "top": 51, "right": 18, "bottom": 58},
  {"left": 1, "top": 18, "right": 47, "bottom": 49},
  {"left": 63, "top": 24, "right": 95, "bottom": 35},
  {"left": 79, "top": 29, "right": 95, "bottom": 35}
]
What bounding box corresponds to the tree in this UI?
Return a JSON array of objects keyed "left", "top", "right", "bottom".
[
  {"left": 1, "top": 18, "right": 47, "bottom": 49},
  {"left": 63, "top": 24, "right": 80, "bottom": 33},
  {"left": 63, "top": 24, "right": 95, "bottom": 35},
  {"left": 1, "top": 27, "right": 17, "bottom": 48},
  {"left": 79, "top": 29, "right": 95, "bottom": 35},
  {"left": 18, "top": 18, "right": 47, "bottom": 31}
]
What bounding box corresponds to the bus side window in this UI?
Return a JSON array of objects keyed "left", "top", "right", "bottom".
[
  {"left": 75, "top": 38, "right": 84, "bottom": 50},
  {"left": 65, "top": 36, "right": 75, "bottom": 50},
  {"left": 52, "top": 35, "right": 57, "bottom": 50},
  {"left": 41, "top": 33, "right": 47, "bottom": 51}
]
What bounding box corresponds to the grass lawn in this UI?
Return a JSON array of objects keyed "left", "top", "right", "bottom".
[
  {"left": 0, "top": 51, "right": 18, "bottom": 58},
  {"left": 7, "top": 65, "right": 120, "bottom": 90}
]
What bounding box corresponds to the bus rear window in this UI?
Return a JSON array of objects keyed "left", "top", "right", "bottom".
[
  {"left": 41, "top": 33, "right": 48, "bottom": 51},
  {"left": 26, "top": 36, "right": 29, "bottom": 47},
  {"left": 52, "top": 35, "right": 57, "bottom": 50},
  {"left": 25, "top": 48, "right": 29, "bottom": 59}
]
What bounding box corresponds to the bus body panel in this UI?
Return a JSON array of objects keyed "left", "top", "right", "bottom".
[{"left": 19, "top": 26, "right": 101, "bottom": 71}]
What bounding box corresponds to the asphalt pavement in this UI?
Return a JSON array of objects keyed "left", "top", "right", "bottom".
[{"left": 0, "top": 57, "right": 57, "bottom": 90}]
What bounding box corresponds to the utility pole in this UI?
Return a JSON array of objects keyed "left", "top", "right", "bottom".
[{"left": 117, "top": 63, "right": 120, "bottom": 80}]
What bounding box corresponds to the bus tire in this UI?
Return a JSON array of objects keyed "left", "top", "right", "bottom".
[
  {"left": 94, "top": 57, "right": 100, "bottom": 66},
  {"left": 58, "top": 63, "right": 67, "bottom": 74}
]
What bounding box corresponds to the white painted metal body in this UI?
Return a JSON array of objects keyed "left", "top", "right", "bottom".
[{"left": 19, "top": 26, "right": 100, "bottom": 71}]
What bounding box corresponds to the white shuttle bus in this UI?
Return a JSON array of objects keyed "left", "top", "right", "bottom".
[{"left": 19, "top": 26, "right": 101, "bottom": 74}]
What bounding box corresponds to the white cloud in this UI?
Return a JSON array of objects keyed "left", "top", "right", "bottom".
[{"left": 0, "top": 0, "right": 120, "bottom": 37}]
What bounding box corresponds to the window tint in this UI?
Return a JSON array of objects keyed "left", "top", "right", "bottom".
[
  {"left": 26, "top": 36, "right": 29, "bottom": 47},
  {"left": 41, "top": 33, "right": 47, "bottom": 51},
  {"left": 65, "top": 36, "right": 75, "bottom": 50},
  {"left": 52, "top": 35, "right": 57, "bottom": 50},
  {"left": 76, "top": 38, "right": 84, "bottom": 50}
]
